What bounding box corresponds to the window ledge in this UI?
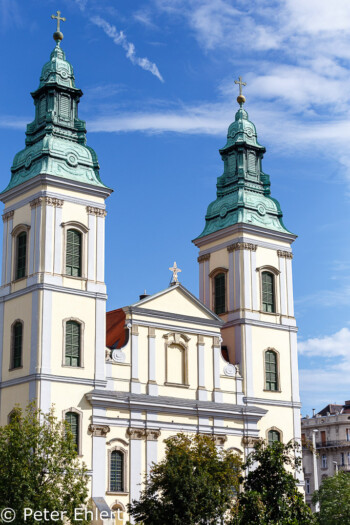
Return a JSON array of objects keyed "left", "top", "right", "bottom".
[
  {"left": 64, "top": 274, "right": 86, "bottom": 281},
  {"left": 263, "top": 389, "right": 282, "bottom": 393},
  {"left": 106, "top": 491, "right": 129, "bottom": 496},
  {"left": 260, "top": 310, "right": 278, "bottom": 316},
  {"left": 61, "top": 365, "right": 84, "bottom": 369},
  {"left": 12, "top": 276, "right": 27, "bottom": 284},
  {"left": 9, "top": 366, "right": 23, "bottom": 371},
  {"left": 164, "top": 382, "right": 190, "bottom": 389}
]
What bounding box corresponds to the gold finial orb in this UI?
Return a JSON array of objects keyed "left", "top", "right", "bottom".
[
  {"left": 237, "top": 94, "right": 246, "bottom": 105},
  {"left": 53, "top": 31, "right": 64, "bottom": 42}
]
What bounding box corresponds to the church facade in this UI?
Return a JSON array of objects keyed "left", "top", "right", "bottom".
[{"left": 0, "top": 25, "right": 302, "bottom": 524}]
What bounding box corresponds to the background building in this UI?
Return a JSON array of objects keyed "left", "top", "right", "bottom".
[
  {"left": 0, "top": 22, "right": 303, "bottom": 524},
  {"left": 302, "top": 401, "right": 350, "bottom": 508}
]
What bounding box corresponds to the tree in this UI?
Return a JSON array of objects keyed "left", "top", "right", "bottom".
[
  {"left": 0, "top": 402, "right": 91, "bottom": 525},
  {"left": 231, "top": 439, "right": 315, "bottom": 524},
  {"left": 128, "top": 433, "right": 242, "bottom": 525},
  {"left": 312, "top": 471, "right": 350, "bottom": 524}
]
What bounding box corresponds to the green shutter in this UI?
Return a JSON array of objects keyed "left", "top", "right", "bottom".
[
  {"left": 16, "top": 232, "right": 27, "bottom": 279},
  {"left": 110, "top": 451, "right": 124, "bottom": 492},
  {"left": 65, "top": 321, "right": 81, "bottom": 367},
  {"left": 65, "top": 412, "right": 79, "bottom": 450},
  {"left": 12, "top": 322, "right": 23, "bottom": 369},
  {"left": 268, "top": 430, "right": 280, "bottom": 446},
  {"left": 262, "top": 272, "right": 275, "bottom": 313},
  {"left": 265, "top": 350, "right": 278, "bottom": 391},
  {"left": 214, "top": 273, "right": 226, "bottom": 315},
  {"left": 66, "top": 229, "right": 82, "bottom": 277}
]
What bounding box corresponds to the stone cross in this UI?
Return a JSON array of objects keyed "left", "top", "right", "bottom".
[
  {"left": 234, "top": 76, "right": 247, "bottom": 96},
  {"left": 169, "top": 262, "right": 181, "bottom": 284},
  {"left": 51, "top": 10, "right": 66, "bottom": 32}
]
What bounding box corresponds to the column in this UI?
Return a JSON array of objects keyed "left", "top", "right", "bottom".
[
  {"left": 29, "top": 202, "right": 37, "bottom": 275},
  {"left": 53, "top": 200, "right": 63, "bottom": 274},
  {"left": 5, "top": 211, "right": 14, "bottom": 284},
  {"left": 244, "top": 324, "right": 254, "bottom": 397},
  {"left": 95, "top": 298, "right": 107, "bottom": 382},
  {"left": 251, "top": 247, "right": 259, "bottom": 311},
  {"left": 128, "top": 428, "right": 144, "bottom": 524},
  {"left": 87, "top": 209, "right": 96, "bottom": 281},
  {"left": 44, "top": 198, "right": 54, "bottom": 273},
  {"left": 197, "top": 254, "right": 205, "bottom": 303},
  {"left": 213, "top": 336, "right": 222, "bottom": 402},
  {"left": 90, "top": 422, "right": 110, "bottom": 497},
  {"left": 285, "top": 252, "right": 294, "bottom": 317},
  {"left": 147, "top": 327, "right": 157, "bottom": 395},
  {"left": 95, "top": 209, "right": 106, "bottom": 283},
  {"left": 227, "top": 246, "right": 234, "bottom": 311},
  {"left": 145, "top": 429, "right": 160, "bottom": 477},
  {"left": 131, "top": 325, "right": 141, "bottom": 393},
  {"left": 1, "top": 211, "right": 13, "bottom": 285},
  {"left": 234, "top": 247, "right": 241, "bottom": 310},
  {"left": 277, "top": 250, "right": 290, "bottom": 316},
  {"left": 34, "top": 201, "right": 42, "bottom": 274},
  {"left": 197, "top": 335, "right": 206, "bottom": 401}
]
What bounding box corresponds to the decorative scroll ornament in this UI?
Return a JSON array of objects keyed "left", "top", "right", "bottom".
[
  {"left": 88, "top": 424, "right": 110, "bottom": 437},
  {"left": 111, "top": 349, "right": 126, "bottom": 363},
  {"left": 224, "top": 364, "right": 237, "bottom": 377}
]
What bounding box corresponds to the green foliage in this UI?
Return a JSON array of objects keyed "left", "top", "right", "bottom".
[
  {"left": 0, "top": 402, "right": 90, "bottom": 525},
  {"left": 128, "top": 433, "right": 242, "bottom": 525},
  {"left": 313, "top": 471, "right": 350, "bottom": 524},
  {"left": 231, "top": 439, "right": 315, "bottom": 525}
]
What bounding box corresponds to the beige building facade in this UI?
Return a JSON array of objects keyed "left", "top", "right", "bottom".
[
  {"left": 302, "top": 401, "right": 350, "bottom": 509},
  {"left": 0, "top": 30, "right": 303, "bottom": 524}
]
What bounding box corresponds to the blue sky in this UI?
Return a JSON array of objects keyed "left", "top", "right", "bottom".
[{"left": 1, "top": 0, "right": 350, "bottom": 416}]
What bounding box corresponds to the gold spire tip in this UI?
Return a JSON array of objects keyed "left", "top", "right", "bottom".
[
  {"left": 51, "top": 10, "right": 66, "bottom": 42},
  {"left": 234, "top": 76, "right": 247, "bottom": 105}
]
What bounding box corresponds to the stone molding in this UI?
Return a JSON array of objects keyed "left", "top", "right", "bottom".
[
  {"left": 131, "top": 325, "right": 139, "bottom": 336},
  {"left": 45, "top": 197, "right": 63, "bottom": 207},
  {"left": 88, "top": 424, "right": 111, "bottom": 437},
  {"left": 213, "top": 336, "right": 221, "bottom": 347},
  {"left": 30, "top": 197, "right": 43, "bottom": 208},
  {"left": 126, "top": 428, "right": 161, "bottom": 441},
  {"left": 277, "top": 250, "right": 293, "bottom": 259},
  {"left": 212, "top": 434, "right": 228, "bottom": 446},
  {"left": 227, "top": 242, "right": 257, "bottom": 252},
  {"left": 86, "top": 206, "right": 107, "bottom": 217},
  {"left": 197, "top": 253, "right": 210, "bottom": 263},
  {"left": 197, "top": 334, "right": 204, "bottom": 345},
  {"left": 241, "top": 436, "right": 259, "bottom": 447},
  {"left": 2, "top": 210, "right": 14, "bottom": 222},
  {"left": 148, "top": 327, "right": 156, "bottom": 338}
]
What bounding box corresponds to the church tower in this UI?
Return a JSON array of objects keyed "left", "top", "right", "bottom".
[
  {"left": 193, "top": 83, "right": 302, "bottom": 472},
  {"left": 0, "top": 18, "right": 112, "bottom": 422}
]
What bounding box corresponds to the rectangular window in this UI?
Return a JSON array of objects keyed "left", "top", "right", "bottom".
[
  {"left": 65, "top": 412, "right": 79, "bottom": 451},
  {"left": 265, "top": 350, "right": 278, "bottom": 391},
  {"left": 214, "top": 273, "right": 226, "bottom": 315},
  {"left": 16, "top": 232, "right": 27, "bottom": 280},
  {"left": 12, "top": 322, "right": 23, "bottom": 369},
  {"left": 110, "top": 451, "right": 124, "bottom": 492},
  {"left": 262, "top": 272, "right": 275, "bottom": 313},
  {"left": 65, "top": 321, "right": 81, "bottom": 367},
  {"left": 341, "top": 453, "right": 345, "bottom": 466},
  {"left": 306, "top": 479, "right": 310, "bottom": 494},
  {"left": 66, "top": 229, "right": 82, "bottom": 277},
  {"left": 322, "top": 454, "right": 327, "bottom": 469},
  {"left": 60, "top": 95, "right": 70, "bottom": 119}
]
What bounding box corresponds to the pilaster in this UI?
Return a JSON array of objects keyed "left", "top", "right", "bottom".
[
  {"left": 147, "top": 327, "right": 158, "bottom": 395},
  {"left": 131, "top": 325, "right": 141, "bottom": 394},
  {"left": 212, "top": 336, "right": 222, "bottom": 402},
  {"left": 197, "top": 335, "right": 207, "bottom": 401}
]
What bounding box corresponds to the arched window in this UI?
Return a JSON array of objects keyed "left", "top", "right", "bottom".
[
  {"left": 65, "top": 321, "right": 81, "bottom": 367},
  {"left": 110, "top": 451, "right": 124, "bottom": 492},
  {"left": 265, "top": 349, "right": 278, "bottom": 391},
  {"left": 214, "top": 273, "right": 226, "bottom": 314},
  {"left": 268, "top": 429, "right": 280, "bottom": 446},
  {"left": 66, "top": 229, "right": 82, "bottom": 277},
  {"left": 16, "top": 232, "right": 27, "bottom": 279},
  {"left": 11, "top": 321, "right": 23, "bottom": 369},
  {"left": 262, "top": 271, "right": 275, "bottom": 313},
  {"left": 65, "top": 411, "right": 79, "bottom": 450}
]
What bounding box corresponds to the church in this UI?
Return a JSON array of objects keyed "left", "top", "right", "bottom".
[{"left": 0, "top": 15, "right": 303, "bottom": 524}]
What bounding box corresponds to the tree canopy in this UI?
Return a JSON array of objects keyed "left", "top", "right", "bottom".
[
  {"left": 231, "top": 439, "right": 315, "bottom": 525},
  {"left": 0, "top": 403, "right": 90, "bottom": 525},
  {"left": 128, "top": 433, "right": 242, "bottom": 525},
  {"left": 313, "top": 471, "right": 350, "bottom": 525}
]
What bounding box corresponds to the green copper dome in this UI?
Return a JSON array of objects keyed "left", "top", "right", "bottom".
[
  {"left": 2, "top": 42, "right": 109, "bottom": 193},
  {"left": 195, "top": 102, "right": 292, "bottom": 239}
]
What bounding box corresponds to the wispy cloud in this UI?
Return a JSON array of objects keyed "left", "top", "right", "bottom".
[
  {"left": 133, "top": 9, "right": 157, "bottom": 29},
  {"left": 91, "top": 16, "right": 164, "bottom": 83}
]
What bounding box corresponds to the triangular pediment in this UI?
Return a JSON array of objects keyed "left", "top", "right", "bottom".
[{"left": 130, "top": 284, "right": 222, "bottom": 324}]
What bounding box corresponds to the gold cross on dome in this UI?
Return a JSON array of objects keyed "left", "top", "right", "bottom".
[
  {"left": 234, "top": 76, "right": 247, "bottom": 96},
  {"left": 169, "top": 262, "right": 181, "bottom": 284},
  {"left": 51, "top": 10, "right": 66, "bottom": 32}
]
